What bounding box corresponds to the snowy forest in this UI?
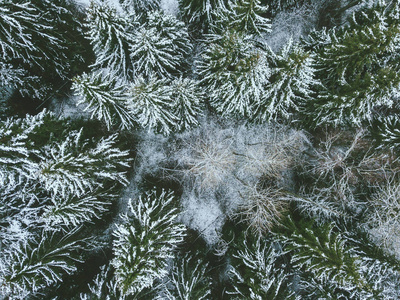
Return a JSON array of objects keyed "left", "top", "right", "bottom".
[{"left": 2, "top": 0, "right": 400, "bottom": 298}]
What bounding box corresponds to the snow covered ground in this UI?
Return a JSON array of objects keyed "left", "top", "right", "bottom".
[{"left": 265, "top": 0, "right": 323, "bottom": 51}]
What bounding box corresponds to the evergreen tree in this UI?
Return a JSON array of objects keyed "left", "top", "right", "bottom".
[
  {"left": 86, "top": 1, "right": 136, "bottom": 79},
  {"left": 278, "top": 217, "right": 400, "bottom": 298},
  {"left": 164, "top": 253, "right": 211, "bottom": 300},
  {"left": 126, "top": 75, "right": 177, "bottom": 135},
  {"left": 36, "top": 130, "right": 130, "bottom": 198},
  {"left": 230, "top": 0, "right": 271, "bottom": 36},
  {"left": 130, "top": 11, "right": 192, "bottom": 79},
  {"left": 178, "top": 0, "right": 228, "bottom": 32},
  {"left": 72, "top": 71, "right": 135, "bottom": 130},
  {"left": 0, "top": 110, "right": 47, "bottom": 186},
  {"left": 197, "top": 30, "right": 270, "bottom": 118},
  {"left": 0, "top": 62, "right": 25, "bottom": 93},
  {"left": 80, "top": 264, "right": 126, "bottom": 300},
  {"left": 306, "top": 2, "right": 400, "bottom": 126},
  {"left": 112, "top": 189, "right": 186, "bottom": 296},
  {"left": 0, "top": 0, "right": 87, "bottom": 98},
  {"left": 0, "top": 229, "right": 86, "bottom": 299},
  {"left": 371, "top": 115, "right": 400, "bottom": 150},
  {"left": 42, "top": 190, "right": 112, "bottom": 228},
  {"left": 171, "top": 77, "right": 203, "bottom": 131},
  {"left": 228, "top": 237, "right": 296, "bottom": 299},
  {"left": 254, "top": 40, "right": 317, "bottom": 122}
]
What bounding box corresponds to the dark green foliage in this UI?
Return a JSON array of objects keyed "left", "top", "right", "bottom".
[
  {"left": 178, "top": 0, "right": 229, "bottom": 33},
  {"left": 72, "top": 71, "right": 134, "bottom": 130},
  {"left": 279, "top": 218, "right": 361, "bottom": 287},
  {"left": 277, "top": 216, "right": 400, "bottom": 299},
  {"left": 371, "top": 115, "right": 400, "bottom": 150},
  {"left": 197, "top": 29, "right": 269, "bottom": 118},
  {"left": 86, "top": 1, "right": 136, "bottom": 79},
  {"left": 0, "top": 0, "right": 89, "bottom": 99},
  {"left": 130, "top": 10, "right": 192, "bottom": 79},
  {"left": 228, "top": 235, "right": 296, "bottom": 299},
  {"left": 0, "top": 229, "right": 87, "bottom": 298},
  {"left": 120, "top": 0, "right": 161, "bottom": 15},
  {"left": 230, "top": 0, "right": 271, "bottom": 36},
  {"left": 304, "top": 2, "right": 400, "bottom": 126},
  {"left": 112, "top": 189, "right": 186, "bottom": 296},
  {"left": 255, "top": 40, "right": 317, "bottom": 122},
  {"left": 164, "top": 253, "right": 212, "bottom": 299}
]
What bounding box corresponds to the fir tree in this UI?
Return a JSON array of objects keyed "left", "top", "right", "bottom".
[
  {"left": 0, "top": 62, "right": 25, "bottom": 93},
  {"left": 230, "top": 0, "right": 271, "bottom": 36},
  {"left": 36, "top": 130, "right": 130, "bottom": 198},
  {"left": 42, "top": 190, "right": 113, "bottom": 228},
  {"left": 197, "top": 29, "right": 270, "bottom": 118},
  {"left": 307, "top": 2, "right": 400, "bottom": 126},
  {"left": 228, "top": 237, "right": 296, "bottom": 299},
  {"left": 0, "top": 110, "right": 47, "bottom": 186},
  {"left": 126, "top": 75, "right": 177, "bottom": 135},
  {"left": 72, "top": 71, "right": 135, "bottom": 130},
  {"left": 278, "top": 217, "right": 400, "bottom": 298},
  {"left": 112, "top": 189, "right": 186, "bottom": 296},
  {"left": 164, "top": 253, "right": 211, "bottom": 300},
  {"left": 178, "top": 0, "right": 228, "bottom": 33},
  {"left": 86, "top": 1, "right": 136, "bottom": 79},
  {"left": 130, "top": 11, "right": 192, "bottom": 79},
  {"left": 147, "top": 10, "right": 192, "bottom": 55},
  {"left": 171, "top": 77, "right": 203, "bottom": 131},
  {"left": 0, "top": 229, "right": 86, "bottom": 299},
  {"left": 0, "top": 0, "right": 87, "bottom": 98},
  {"left": 371, "top": 115, "right": 400, "bottom": 150},
  {"left": 80, "top": 264, "right": 126, "bottom": 300},
  {"left": 254, "top": 40, "right": 317, "bottom": 122}
]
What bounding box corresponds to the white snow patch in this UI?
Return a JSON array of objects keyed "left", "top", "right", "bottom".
[
  {"left": 132, "top": 117, "right": 308, "bottom": 245},
  {"left": 265, "top": 1, "right": 321, "bottom": 51},
  {"left": 161, "top": 0, "right": 179, "bottom": 15},
  {"left": 179, "top": 191, "right": 225, "bottom": 245}
]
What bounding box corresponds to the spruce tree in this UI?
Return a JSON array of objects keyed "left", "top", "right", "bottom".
[
  {"left": 254, "top": 40, "right": 317, "bottom": 122},
  {"left": 171, "top": 77, "right": 203, "bottom": 131},
  {"left": 0, "top": 0, "right": 87, "bottom": 98},
  {"left": 371, "top": 115, "right": 400, "bottom": 150},
  {"left": 86, "top": 0, "right": 136, "bottom": 79},
  {"left": 130, "top": 11, "right": 192, "bottom": 79},
  {"left": 0, "top": 229, "right": 86, "bottom": 299},
  {"left": 230, "top": 0, "right": 271, "bottom": 36},
  {"left": 0, "top": 110, "right": 46, "bottom": 186},
  {"left": 278, "top": 217, "right": 400, "bottom": 298},
  {"left": 178, "top": 0, "right": 228, "bottom": 33},
  {"left": 228, "top": 237, "right": 296, "bottom": 299},
  {"left": 126, "top": 75, "right": 177, "bottom": 135},
  {"left": 197, "top": 29, "right": 270, "bottom": 118},
  {"left": 72, "top": 71, "right": 135, "bottom": 130},
  {"left": 36, "top": 130, "right": 130, "bottom": 198},
  {"left": 307, "top": 2, "right": 400, "bottom": 126},
  {"left": 80, "top": 264, "right": 126, "bottom": 300},
  {"left": 42, "top": 190, "right": 112, "bottom": 228},
  {"left": 164, "top": 253, "right": 212, "bottom": 300},
  {"left": 112, "top": 189, "right": 186, "bottom": 296}
]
